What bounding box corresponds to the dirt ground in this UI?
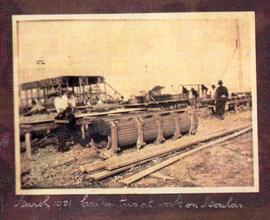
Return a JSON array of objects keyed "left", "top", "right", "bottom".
[{"left": 21, "top": 110, "right": 254, "bottom": 189}]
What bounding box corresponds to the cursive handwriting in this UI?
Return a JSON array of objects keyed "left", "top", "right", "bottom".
[
  {"left": 201, "top": 196, "right": 244, "bottom": 208},
  {"left": 120, "top": 198, "right": 154, "bottom": 209},
  {"left": 14, "top": 196, "right": 51, "bottom": 208},
  {"left": 14, "top": 194, "right": 245, "bottom": 210},
  {"left": 80, "top": 195, "right": 114, "bottom": 209}
]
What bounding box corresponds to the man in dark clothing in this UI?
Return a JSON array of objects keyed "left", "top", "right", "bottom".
[
  {"left": 191, "top": 88, "right": 199, "bottom": 99},
  {"left": 201, "top": 84, "right": 208, "bottom": 96},
  {"left": 182, "top": 86, "right": 189, "bottom": 97},
  {"left": 215, "top": 80, "right": 229, "bottom": 120},
  {"left": 54, "top": 106, "right": 87, "bottom": 152}
]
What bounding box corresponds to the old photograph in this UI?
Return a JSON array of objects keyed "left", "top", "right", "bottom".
[{"left": 13, "top": 12, "right": 258, "bottom": 194}]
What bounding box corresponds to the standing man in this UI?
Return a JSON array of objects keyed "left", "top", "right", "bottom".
[
  {"left": 210, "top": 84, "right": 216, "bottom": 99},
  {"left": 209, "top": 85, "right": 217, "bottom": 114},
  {"left": 215, "top": 80, "right": 229, "bottom": 120}
]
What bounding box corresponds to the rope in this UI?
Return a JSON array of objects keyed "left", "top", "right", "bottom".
[{"left": 218, "top": 41, "right": 238, "bottom": 80}]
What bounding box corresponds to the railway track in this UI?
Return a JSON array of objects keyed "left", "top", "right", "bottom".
[{"left": 81, "top": 124, "right": 252, "bottom": 186}]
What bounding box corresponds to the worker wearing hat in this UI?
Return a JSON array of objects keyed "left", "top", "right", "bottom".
[{"left": 215, "top": 80, "right": 229, "bottom": 120}]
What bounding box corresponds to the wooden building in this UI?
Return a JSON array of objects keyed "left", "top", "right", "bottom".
[{"left": 19, "top": 75, "right": 122, "bottom": 108}]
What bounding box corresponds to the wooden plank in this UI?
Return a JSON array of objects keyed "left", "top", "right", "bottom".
[
  {"left": 25, "top": 132, "right": 32, "bottom": 160},
  {"left": 20, "top": 118, "right": 55, "bottom": 125},
  {"left": 20, "top": 108, "right": 148, "bottom": 125},
  {"left": 20, "top": 122, "right": 59, "bottom": 133},
  {"left": 20, "top": 109, "right": 186, "bottom": 128},
  {"left": 105, "top": 124, "right": 251, "bottom": 170},
  {"left": 75, "top": 108, "right": 148, "bottom": 118},
  {"left": 118, "top": 126, "right": 252, "bottom": 185},
  {"left": 86, "top": 158, "right": 152, "bottom": 180},
  {"left": 80, "top": 161, "right": 106, "bottom": 173}
]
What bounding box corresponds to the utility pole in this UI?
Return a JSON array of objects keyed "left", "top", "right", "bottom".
[{"left": 236, "top": 19, "right": 243, "bottom": 91}]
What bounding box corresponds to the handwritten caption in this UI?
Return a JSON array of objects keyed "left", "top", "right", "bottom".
[{"left": 14, "top": 195, "right": 244, "bottom": 210}]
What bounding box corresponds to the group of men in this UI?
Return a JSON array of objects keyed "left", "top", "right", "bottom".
[{"left": 182, "top": 80, "right": 229, "bottom": 120}]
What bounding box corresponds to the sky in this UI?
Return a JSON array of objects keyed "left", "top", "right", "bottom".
[{"left": 16, "top": 13, "right": 255, "bottom": 97}]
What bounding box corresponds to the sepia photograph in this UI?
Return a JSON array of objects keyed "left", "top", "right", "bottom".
[{"left": 13, "top": 12, "right": 258, "bottom": 194}]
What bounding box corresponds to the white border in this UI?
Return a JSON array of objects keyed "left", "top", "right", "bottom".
[{"left": 13, "top": 12, "right": 259, "bottom": 195}]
